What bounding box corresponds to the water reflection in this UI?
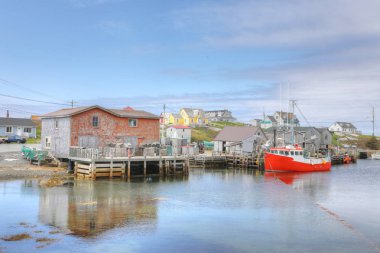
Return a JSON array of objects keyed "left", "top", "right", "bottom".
[
  {"left": 39, "top": 181, "right": 157, "bottom": 237},
  {"left": 38, "top": 175, "right": 189, "bottom": 237}
]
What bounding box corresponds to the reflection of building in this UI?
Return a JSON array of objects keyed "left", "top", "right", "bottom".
[{"left": 39, "top": 181, "right": 159, "bottom": 237}]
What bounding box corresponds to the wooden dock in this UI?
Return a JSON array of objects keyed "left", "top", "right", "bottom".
[
  {"left": 189, "top": 153, "right": 264, "bottom": 170},
  {"left": 69, "top": 147, "right": 189, "bottom": 179}
]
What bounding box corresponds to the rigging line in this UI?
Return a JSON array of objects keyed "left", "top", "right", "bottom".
[
  {"left": 0, "top": 93, "right": 71, "bottom": 106},
  {"left": 294, "top": 102, "right": 312, "bottom": 127},
  {"left": 0, "top": 77, "right": 69, "bottom": 104}
]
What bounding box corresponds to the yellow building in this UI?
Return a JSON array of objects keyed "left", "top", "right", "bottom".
[
  {"left": 169, "top": 113, "right": 184, "bottom": 125},
  {"left": 180, "top": 108, "right": 208, "bottom": 127}
]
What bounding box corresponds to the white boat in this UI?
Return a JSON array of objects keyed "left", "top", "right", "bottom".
[{"left": 371, "top": 153, "right": 380, "bottom": 160}]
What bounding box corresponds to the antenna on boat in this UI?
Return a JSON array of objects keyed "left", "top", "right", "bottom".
[{"left": 290, "top": 100, "right": 296, "bottom": 145}]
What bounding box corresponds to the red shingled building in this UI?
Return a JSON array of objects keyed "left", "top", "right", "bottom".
[{"left": 41, "top": 105, "right": 160, "bottom": 158}]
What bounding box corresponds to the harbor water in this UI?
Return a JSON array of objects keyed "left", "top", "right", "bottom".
[{"left": 1, "top": 160, "right": 380, "bottom": 253}]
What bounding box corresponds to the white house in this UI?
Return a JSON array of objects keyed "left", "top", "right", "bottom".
[
  {"left": 329, "top": 122, "right": 358, "bottom": 134},
  {"left": 0, "top": 117, "right": 37, "bottom": 138},
  {"left": 166, "top": 125, "right": 192, "bottom": 143}
]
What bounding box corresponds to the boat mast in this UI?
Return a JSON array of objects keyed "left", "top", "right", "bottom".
[{"left": 290, "top": 100, "right": 296, "bottom": 145}]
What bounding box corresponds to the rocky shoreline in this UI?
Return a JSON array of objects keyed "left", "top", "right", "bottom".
[{"left": 0, "top": 152, "right": 68, "bottom": 180}]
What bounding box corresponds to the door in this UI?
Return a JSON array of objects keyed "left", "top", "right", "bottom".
[{"left": 16, "top": 127, "right": 22, "bottom": 136}]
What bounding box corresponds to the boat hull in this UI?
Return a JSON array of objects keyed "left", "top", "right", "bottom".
[{"left": 265, "top": 153, "right": 331, "bottom": 172}]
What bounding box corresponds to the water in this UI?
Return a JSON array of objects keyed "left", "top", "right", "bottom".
[{"left": 1, "top": 160, "right": 380, "bottom": 253}]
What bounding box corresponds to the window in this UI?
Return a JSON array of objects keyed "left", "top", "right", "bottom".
[
  {"left": 279, "top": 151, "right": 284, "bottom": 155},
  {"left": 6, "top": 126, "right": 12, "bottom": 133},
  {"left": 24, "top": 128, "right": 32, "bottom": 133},
  {"left": 295, "top": 151, "right": 299, "bottom": 155},
  {"left": 300, "top": 151, "right": 303, "bottom": 156},
  {"left": 55, "top": 120, "right": 59, "bottom": 129},
  {"left": 290, "top": 151, "right": 294, "bottom": 156},
  {"left": 129, "top": 119, "right": 137, "bottom": 127},
  {"left": 284, "top": 151, "right": 289, "bottom": 156},
  {"left": 92, "top": 116, "right": 99, "bottom": 127},
  {"left": 45, "top": 136, "right": 51, "bottom": 149}
]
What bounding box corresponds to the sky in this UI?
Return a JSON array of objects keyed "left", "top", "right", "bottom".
[{"left": 1, "top": 0, "right": 380, "bottom": 134}]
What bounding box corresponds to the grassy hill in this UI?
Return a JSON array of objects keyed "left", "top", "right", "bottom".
[
  {"left": 333, "top": 133, "right": 380, "bottom": 149},
  {"left": 191, "top": 121, "right": 247, "bottom": 142}
]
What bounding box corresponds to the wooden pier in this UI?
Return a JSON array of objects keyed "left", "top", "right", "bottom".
[
  {"left": 189, "top": 153, "right": 264, "bottom": 170},
  {"left": 69, "top": 147, "right": 189, "bottom": 180}
]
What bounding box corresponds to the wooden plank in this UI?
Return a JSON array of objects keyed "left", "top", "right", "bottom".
[
  {"left": 95, "top": 168, "right": 122, "bottom": 172},
  {"left": 78, "top": 164, "right": 90, "bottom": 169},
  {"left": 77, "top": 168, "right": 90, "bottom": 174},
  {"left": 95, "top": 163, "right": 123, "bottom": 168}
]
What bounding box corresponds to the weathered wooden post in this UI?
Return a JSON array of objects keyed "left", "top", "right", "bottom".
[
  {"left": 74, "top": 161, "right": 78, "bottom": 176},
  {"left": 121, "top": 162, "right": 126, "bottom": 179},
  {"left": 91, "top": 159, "right": 96, "bottom": 180},
  {"left": 144, "top": 155, "right": 147, "bottom": 177},
  {"left": 110, "top": 154, "right": 114, "bottom": 178},
  {"left": 127, "top": 155, "right": 131, "bottom": 179},
  {"left": 159, "top": 154, "right": 163, "bottom": 176}
]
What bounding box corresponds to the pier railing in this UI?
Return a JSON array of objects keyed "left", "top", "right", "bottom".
[{"left": 69, "top": 147, "right": 130, "bottom": 159}]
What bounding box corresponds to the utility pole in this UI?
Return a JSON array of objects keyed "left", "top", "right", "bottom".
[
  {"left": 161, "top": 104, "right": 166, "bottom": 144},
  {"left": 70, "top": 100, "right": 77, "bottom": 108}
]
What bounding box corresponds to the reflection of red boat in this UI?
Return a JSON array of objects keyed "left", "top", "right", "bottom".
[
  {"left": 264, "top": 171, "right": 300, "bottom": 184},
  {"left": 264, "top": 145, "right": 331, "bottom": 172}
]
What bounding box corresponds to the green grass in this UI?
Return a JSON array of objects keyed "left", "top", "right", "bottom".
[
  {"left": 26, "top": 125, "right": 41, "bottom": 144},
  {"left": 333, "top": 133, "right": 380, "bottom": 149},
  {"left": 191, "top": 127, "right": 218, "bottom": 142},
  {"left": 209, "top": 121, "right": 245, "bottom": 129}
]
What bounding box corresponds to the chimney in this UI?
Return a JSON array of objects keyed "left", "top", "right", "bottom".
[
  {"left": 123, "top": 106, "right": 134, "bottom": 111},
  {"left": 6, "top": 110, "right": 9, "bottom": 118}
]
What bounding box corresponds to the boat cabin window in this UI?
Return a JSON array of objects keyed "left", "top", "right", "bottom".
[
  {"left": 294, "top": 151, "right": 299, "bottom": 155},
  {"left": 284, "top": 151, "right": 289, "bottom": 156},
  {"left": 275, "top": 150, "right": 279, "bottom": 154},
  {"left": 279, "top": 151, "right": 284, "bottom": 155},
  {"left": 290, "top": 151, "right": 294, "bottom": 155},
  {"left": 300, "top": 151, "right": 303, "bottom": 156}
]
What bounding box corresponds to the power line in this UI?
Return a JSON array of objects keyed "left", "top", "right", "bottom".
[
  {"left": 0, "top": 93, "right": 71, "bottom": 106},
  {"left": 0, "top": 77, "right": 68, "bottom": 104}
]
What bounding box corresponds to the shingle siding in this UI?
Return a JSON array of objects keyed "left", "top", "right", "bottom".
[{"left": 41, "top": 117, "right": 71, "bottom": 158}]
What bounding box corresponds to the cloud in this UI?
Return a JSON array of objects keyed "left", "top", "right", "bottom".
[{"left": 173, "top": 0, "right": 380, "bottom": 48}]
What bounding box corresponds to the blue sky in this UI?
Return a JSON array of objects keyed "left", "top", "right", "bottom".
[{"left": 1, "top": 0, "right": 380, "bottom": 134}]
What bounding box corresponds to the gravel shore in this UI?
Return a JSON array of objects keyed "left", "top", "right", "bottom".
[{"left": 0, "top": 152, "right": 68, "bottom": 180}]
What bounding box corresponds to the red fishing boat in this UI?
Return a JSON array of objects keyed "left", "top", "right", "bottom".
[{"left": 264, "top": 145, "right": 331, "bottom": 172}]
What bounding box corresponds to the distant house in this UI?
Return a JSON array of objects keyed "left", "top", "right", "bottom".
[
  {"left": 329, "top": 122, "right": 358, "bottom": 134},
  {"left": 273, "top": 111, "right": 300, "bottom": 127},
  {"left": 205, "top": 110, "right": 236, "bottom": 122},
  {"left": 169, "top": 113, "right": 184, "bottom": 125},
  {"left": 160, "top": 112, "right": 171, "bottom": 125},
  {"left": 260, "top": 112, "right": 299, "bottom": 129},
  {"left": 261, "top": 116, "right": 277, "bottom": 129},
  {"left": 249, "top": 119, "right": 262, "bottom": 127},
  {"left": 180, "top": 108, "right": 208, "bottom": 127},
  {"left": 166, "top": 125, "right": 192, "bottom": 143},
  {"left": 213, "top": 126, "right": 267, "bottom": 154},
  {"left": 0, "top": 117, "right": 37, "bottom": 138},
  {"left": 41, "top": 105, "right": 160, "bottom": 159},
  {"left": 263, "top": 126, "right": 332, "bottom": 151}
]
